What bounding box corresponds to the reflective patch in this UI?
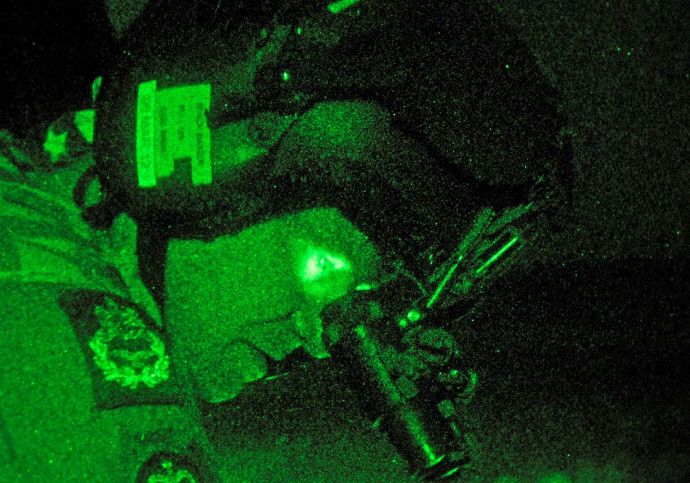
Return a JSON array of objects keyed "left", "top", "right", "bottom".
[
  {"left": 328, "top": 0, "right": 362, "bottom": 15},
  {"left": 88, "top": 297, "right": 170, "bottom": 390},
  {"left": 43, "top": 126, "right": 68, "bottom": 164},
  {"left": 136, "top": 81, "right": 212, "bottom": 188},
  {"left": 136, "top": 80, "right": 157, "bottom": 187},
  {"left": 136, "top": 452, "right": 202, "bottom": 483},
  {"left": 156, "top": 84, "right": 212, "bottom": 186},
  {"left": 74, "top": 109, "right": 95, "bottom": 144}
]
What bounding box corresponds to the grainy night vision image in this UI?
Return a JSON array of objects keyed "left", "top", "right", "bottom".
[{"left": 0, "top": 0, "right": 688, "bottom": 481}]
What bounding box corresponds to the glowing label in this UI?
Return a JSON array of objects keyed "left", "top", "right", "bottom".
[
  {"left": 328, "top": 0, "right": 361, "bottom": 14},
  {"left": 156, "top": 84, "right": 212, "bottom": 186},
  {"left": 136, "top": 80, "right": 157, "bottom": 188},
  {"left": 136, "top": 81, "right": 212, "bottom": 187}
]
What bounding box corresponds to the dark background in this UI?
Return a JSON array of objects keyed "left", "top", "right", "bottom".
[
  {"left": 0, "top": 0, "right": 115, "bottom": 138},
  {"left": 1, "top": 0, "right": 688, "bottom": 480},
  {"left": 0, "top": 0, "right": 686, "bottom": 261}
]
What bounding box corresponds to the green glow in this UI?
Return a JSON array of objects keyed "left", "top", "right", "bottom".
[
  {"left": 616, "top": 45, "right": 634, "bottom": 56},
  {"left": 425, "top": 449, "right": 444, "bottom": 467},
  {"left": 282, "top": 71, "right": 291, "bottom": 82},
  {"left": 426, "top": 256, "right": 462, "bottom": 309},
  {"left": 91, "top": 76, "right": 102, "bottom": 103},
  {"left": 296, "top": 242, "right": 355, "bottom": 302},
  {"left": 328, "top": 0, "right": 361, "bottom": 14},
  {"left": 264, "top": 372, "right": 289, "bottom": 381},
  {"left": 135, "top": 82, "right": 212, "bottom": 187},
  {"left": 135, "top": 80, "right": 158, "bottom": 188},
  {"left": 148, "top": 459, "right": 197, "bottom": 483},
  {"left": 74, "top": 109, "right": 95, "bottom": 144},
  {"left": 406, "top": 310, "right": 421, "bottom": 322},
  {"left": 296, "top": 27, "right": 302, "bottom": 35},
  {"left": 301, "top": 249, "right": 349, "bottom": 282},
  {"left": 442, "top": 467, "right": 461, "bottom": 478},
  {"left": 43, "top": 127, "right": 67, "bottom": 164},
  {"left": 475, "top": 236, "right": 519, "bottom": 275},
  {"left": 355, "top": 283, "right": 372, "bottom": 291},
  {"left": 422, "top": 443, "right": 437, "bottom": 462},
  {"left": 536, "top": 472, "right": 571, "bottom": 482},
  {"left": 89, "top": 298, "right": 170, "bottom": 390}
]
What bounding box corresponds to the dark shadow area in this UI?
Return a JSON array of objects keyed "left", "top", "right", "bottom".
[
  {"left": 199, "top": 257, "right": 689, "bottom": 479},
  {"left": 0, "top": 0, "right": 116, "bottom": 137},
  {"left": 463, "top": 256, "right": 690, "bottom": 479}
]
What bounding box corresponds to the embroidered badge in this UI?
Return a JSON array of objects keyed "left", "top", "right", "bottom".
[{"left": 88, "top": 297, "right": 170, "bottom": 390}]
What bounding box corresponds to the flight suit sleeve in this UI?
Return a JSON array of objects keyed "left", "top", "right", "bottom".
[{"left": 0, "top": 131, "right": 205, "bottom": 481}]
